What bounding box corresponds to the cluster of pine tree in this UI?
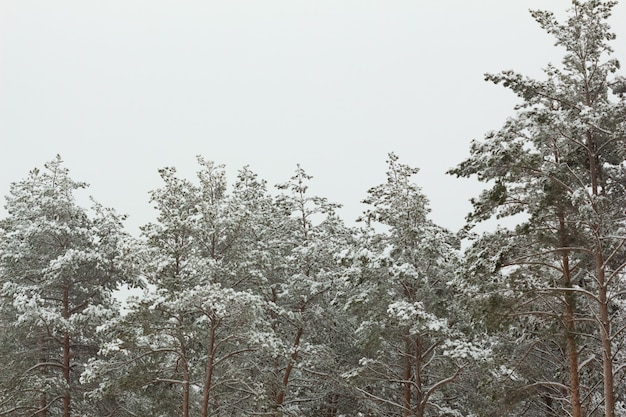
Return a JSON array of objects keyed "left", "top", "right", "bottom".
[{"left": 1, "top": 1, "right": 625, "bottom": 416}]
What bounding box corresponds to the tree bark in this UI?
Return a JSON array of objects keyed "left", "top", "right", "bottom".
[
  {"left": 62, "top": 287, "right": 71, "bottom": 417},
  {"left": 275, "top": 327, "right": 303, "bottom": 410},
  {"left": 201, "top": 321, "right": 218, "bottom": 417},
  {"left": 402, "top": 336, "right": 412, "bottom": 417},
  {"left": 563, "top": 275, "right": 583, "bottom": 417},
  {"left": 586, "top": 127, "right": 615, "bottom": 417},
  {"left": 180, "top": 338, "right": 190, "bottom": 417},
  {"left": 37, "top": 332, "right": 48, "bottom": 417},
  {"left": 559, "top": 214, "right": 583, "bottom": 417},
  {"left": 324, "top": 392, "right": 339, "bottom": 417},
  {"left": 544, "top": 393, "right": 554, "bottom": 417},
  {"left": 597, "top": 255, "right": 615, "bottom": 417},
  {"left": 415, "top": 338, "right": 424, "bottom": 417}
]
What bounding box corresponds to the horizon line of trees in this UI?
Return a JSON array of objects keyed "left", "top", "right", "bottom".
[{"left": 1, "top": 1, "right": 625, "bottom": 416}]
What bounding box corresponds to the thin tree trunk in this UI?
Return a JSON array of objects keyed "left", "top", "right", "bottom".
[
  {"left": 544, "top": 393, "right": 554, "bottom": 417},
  {"left": 180, "top": 339, "right": 190, "bottom": 417},
  {"left": 559, "top": 214, "right": 583, "bottom": 417},
  {"left": 62, "top": 333, "right": 71, "bottom": 417},
  {"left": 597, "top": 255, "right": 615, "bottom": 417},
  {"left": 324, "top": 392, "right": 339, "bottom": 417},
  {"left": 275, "top": 327, "right": 303, "bottom": 409},
  {"left": 415, "top": 337, "right": 424, "bottom": 417},
  {"left": 37, "top": 332, "right": 47, "bottom": 417},
  {"left": 201, "top": 321, "right": 218, "bottom": 417},
  {"left": 564, "top": 275, "right": 582, "bottom": 417},
  {"left": 402, "top": 336, "right": 412, "bottom": 417},
  {"left": 586, "top": 128, "right": 615, "bottom": 417},
  {"left": 62, "top": 287, "right": 71, "bottom": 417},
  {"left": 38, "top": 392, "right": 47, "bottom": 417}
]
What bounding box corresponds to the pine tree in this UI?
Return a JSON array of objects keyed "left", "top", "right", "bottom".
[
  {"left": 84, "top": 159, "right": 276, "bottom": 417},
  {"left": 0, "top": 156, "right": 131, "bottom": 416},
  {"left": 267, "top": 166, "right": 354, "bottom": 416},
  {"left": 450, "top": 2, "right": 626, "bottom": 415},
  {"left": 343, "top": 154, "right": 488, "bottom": 417}
]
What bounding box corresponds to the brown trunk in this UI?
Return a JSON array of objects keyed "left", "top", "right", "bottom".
[
  {"left": 62, "top": 333, "right": 71, "bottom": 417},
  {"left": 324, "top": 392, "right": 339, "bottom": 417},
  {"left": 275, "top": 327, "right": 303, "bottom": 409},
  {"left": 38, "top": 392, "right": 47, "bottom": 417},
  {"left": 37, "top": 332, "right": 48, "bottom": 417},
  {"left": 402, "top": 336, "right": 412, "bottom": 417},
  {"left": 180, "top": 339, "right": 190, "bottom": 417},
  {"left": 559, "top": 214, "right": 583, "bottom": 417},
  {"left": 62, "top": 287, "right": 71, "bottom": 417},
  {"left": 201, "top": 321, "right": 218, "bottom": 417},
  {"left": 544, "top": 393, "right": 554, "bottom": 416},
  {"left": 586, "top": 127, "right": 615, "bottom": 417},
  {"left": 415, "top": 338, "right": 424, "bottom": 417},
  {"left": 597, "top": 256, "right": 615, "bottom": 417},
  {"left": 564, "top": 275, "right": 583, "bottom": 417}
]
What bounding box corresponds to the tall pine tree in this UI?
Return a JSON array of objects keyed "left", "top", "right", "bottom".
[
  {"left": 0, "top": 156, "right": 131, "bottom": 416},
  {"left": 450, "top": 1, "right": 626, "bottom": 415}
]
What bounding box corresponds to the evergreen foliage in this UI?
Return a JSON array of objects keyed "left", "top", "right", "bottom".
[{"left": 1, "top": 2, "right": 624, "bottom": 416}]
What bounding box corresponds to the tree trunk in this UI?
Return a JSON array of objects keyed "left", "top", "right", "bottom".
[
  {"left": 37, "top": 332, "right": 48, "bottom": 417},
  {"left": 544, "top": 392, "right": 554, "bottom": 417},
  {"left": 180, "top": 339, "right": 190, "bottom": 417},
  {"left": 62, "top": 287, "right": 71, "bottom": 417},
  {"left": 564, "top": 280, "right": 582, "bottom": 417},
  {"left": 415, "top": 338, "right": 424, "bottom": 417},
  {"left": 586, "top": 128, "right": 615, "bottom": 417},
  {"left": 402, "top": 336, "right": 412, "bottom": 417},
  {"left": 201, "top": 321, "right": 218, "bottom": 417},
  {"left": 559, "top": 214, "right": 583, "bottom": 417},
  {"left": 597, "top": 255, "right": 615, "bottom": 417},
  {"left": 38, "top": 392, "right": 47, "bottom": 417},
  {"left": 324, "top": 392, "right": 339, "bottom": 417},
  {"left": 275, "top": 327, "right": 303, "bottom": 410},
  {"left": 62, "top": 333, "right": 71, "bottom": 417}
]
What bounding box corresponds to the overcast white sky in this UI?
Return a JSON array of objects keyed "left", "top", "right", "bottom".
[{"left": 1, "top": 1, "right": 625, "bottom": 234}]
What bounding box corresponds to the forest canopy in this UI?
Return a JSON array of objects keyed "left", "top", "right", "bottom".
[{"left": 1, "top": 1, "right": 625, "bottom": 416}]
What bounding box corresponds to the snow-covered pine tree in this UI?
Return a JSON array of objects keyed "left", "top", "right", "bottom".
[
  {"left": 0, "top": 156, "right": 131, "bottom": 416},
  {"left": 343, "top": 154, "right": 488, "bottom": 417},
  {"left": 266, "top": 166, "right": 355, "bottom": 417},
  {"left": 450, "top": 1, "right": 626, "bottom": 416},
  {"left": 84, "top": 159, "right": 277, "bottom": 417}
]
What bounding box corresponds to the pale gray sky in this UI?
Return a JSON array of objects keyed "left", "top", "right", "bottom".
[{"left": 1, "top": 1, "right": 625, "bottom": 234}]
